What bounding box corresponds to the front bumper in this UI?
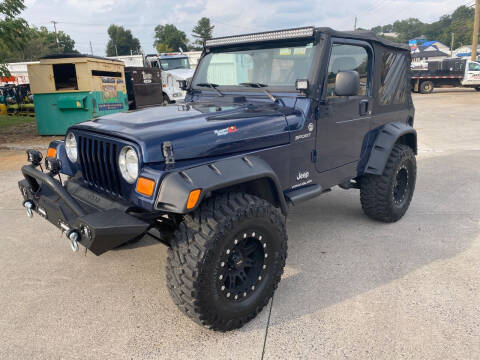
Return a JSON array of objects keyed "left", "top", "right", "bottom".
[{"left": 19, "top": 165, "right": 151, "bottom": 255}]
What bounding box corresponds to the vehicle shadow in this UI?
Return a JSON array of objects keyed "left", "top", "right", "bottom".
[
  {"left": 426, "top": 88, "right": 475, "bottom": 94},
  {"left": 112, "top": 232, "right": 163, "bottom": 251},
  {"left": 112, "top": 151, "right": 480, "bottom": 333},
  {"left": 265, "top": 151, "right": 480, "bottom": 327}
]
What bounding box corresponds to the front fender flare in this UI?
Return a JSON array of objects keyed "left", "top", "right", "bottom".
[
  {"left": 155, "top": 156, "right": 288, "bottom": 215},
  {"left": 362, "top": 122, "right": 417, "bottom": 176}
]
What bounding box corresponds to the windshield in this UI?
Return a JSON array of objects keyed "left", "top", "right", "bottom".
[
  {"left": 159, "top": 57, "right": 190, "bottom": 71},
  {"left": 468, "top": 61, "right": 480, "bottom": 71},
  {"left": 192, "top": 41, "right": 316, "bottom": 89}
]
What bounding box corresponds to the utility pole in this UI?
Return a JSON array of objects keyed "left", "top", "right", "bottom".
[
  {"left": 115, "top": 44, "right": 118, "bottom": 56},
  {"left": 51, "top": 20, "right": 60, "bottom": 53},
  {"left": 354, "top": 16, "right": 357, "bottom": 31},
  {"left": 89, "top": 41, "right": 93, "bottom": 55},
  {"left": 472, "top": 0, "right": 479, "bottom": 61},
  {"left": 450, "top": 33, "right": 455, "bottom": 58}
]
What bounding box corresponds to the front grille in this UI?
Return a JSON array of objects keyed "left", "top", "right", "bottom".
[{"left": 77, "top": 135, "right": 123, "bottom": 197}]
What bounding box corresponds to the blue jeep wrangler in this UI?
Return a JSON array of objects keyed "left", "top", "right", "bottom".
[{"left": 19, "top": 27, "right": 416, "bottom": 331}]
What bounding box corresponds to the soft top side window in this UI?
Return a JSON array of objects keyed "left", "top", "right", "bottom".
[
  {"left": 326, "top": 44, "right": 370, "bottom": 98},
  {"left": 378, "top": 49, "right": 408, "bottom": 105}
]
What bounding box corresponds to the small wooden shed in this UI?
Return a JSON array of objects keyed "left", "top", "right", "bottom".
[{"left": 28, "top": 54, "right": 128, "bottom": 135}]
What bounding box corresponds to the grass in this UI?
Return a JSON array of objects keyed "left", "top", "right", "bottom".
[{"left": 0, "top": 114, "right": 36, "bottom": 130}]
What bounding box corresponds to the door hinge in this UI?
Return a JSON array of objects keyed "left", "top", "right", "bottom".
[{"left": 311, "top": 149, "right": 317, "bottom": 163}]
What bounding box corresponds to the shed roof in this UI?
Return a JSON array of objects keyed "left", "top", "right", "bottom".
[{"left": 41, "top": 53, "right": 123, "bottom": 63}]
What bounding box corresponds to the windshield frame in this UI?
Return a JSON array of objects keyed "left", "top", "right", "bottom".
[{"left": 191, "top": 38, "right": 321, "bottom": 93}]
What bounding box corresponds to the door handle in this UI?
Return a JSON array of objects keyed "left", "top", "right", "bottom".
[{"left": 359, "top": 99, "right": 369, "bottom": 116}]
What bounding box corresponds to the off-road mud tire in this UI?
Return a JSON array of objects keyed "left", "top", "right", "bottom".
[
  {"left": 166, "top": 192, "right": 287, "bottom": 331},
  {"left": 360, "top": 144, "right": 416, "bottom": 222}
]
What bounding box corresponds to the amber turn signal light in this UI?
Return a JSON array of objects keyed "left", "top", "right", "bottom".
[
  {"left": 186, "top": 189, "right": 202, "bottom": 210},
  {"left": 136, "top": 177, "right": 156, "bottom": 197},
  {"left": 47, "top": 147, "right": 57, "bottom": 158}
]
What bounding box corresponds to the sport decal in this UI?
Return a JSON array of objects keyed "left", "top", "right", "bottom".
[{"left": 214, "top": 125, "right": 238, "bottom": 136}]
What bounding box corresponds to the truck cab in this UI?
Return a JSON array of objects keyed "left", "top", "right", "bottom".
[
  {"left": 145, "top": 53, "right": 195, "bottom": 103},
  {"left": 461, "top": 60, "right": 480, "bottom": 87}
]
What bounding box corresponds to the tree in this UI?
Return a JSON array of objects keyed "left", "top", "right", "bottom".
[
  {"left": 156, "top": 43, "right": 173, "bottom": 53},
  {"left": 153, "top": 24, "right": 188, "bottom": 52},
  {"left": 0, "top": 0, "right": 29, "bottom": 76},
  {"left": 2, "top": 26, "right": 78, "bottom": 62},
  {"left": 391, "top": 18, "right": 425, "bottom": 42},
  {"left": 371, "top": 25, "right": 382, "bottom": 34},
  {"left": 191, "top": 17, "right": 214, "bottom": 50},
  {"left": 370, "top": 5, "right": 475, "bottom": 49},
  {"left": 106, "top": 24, "right": 141, "bottom": 56}
]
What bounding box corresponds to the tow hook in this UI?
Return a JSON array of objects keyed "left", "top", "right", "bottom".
[
  {"left": 66, "top": 230, "right": 80, "bottom": 253},
  {"left": 23, "top": 200, "right": 34, "bottom": 218},
  {"left": 59, "top": 221, "right": 80, "bottom": 253}
]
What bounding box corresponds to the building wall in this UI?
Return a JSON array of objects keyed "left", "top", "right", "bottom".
[
  {"left": 1, "top": 61, "right": 39, "bottom": 85},
  {"left": 184, "top": 51, "right": 202, "bottom": 70},
  {"left": 106, "top": 55, "right": 144, "bottom": 67}
]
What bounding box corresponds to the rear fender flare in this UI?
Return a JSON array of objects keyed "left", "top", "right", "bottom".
[
  {"left": 156, "top": 156, "right": 288, "bottom": 215},
  {"left": 361, "top": 122, "right": 417, "bottom": 176}
]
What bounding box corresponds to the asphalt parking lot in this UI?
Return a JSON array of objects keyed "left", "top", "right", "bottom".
[{"left": 1, "top": 89, "right": 479, "bottom": 360}]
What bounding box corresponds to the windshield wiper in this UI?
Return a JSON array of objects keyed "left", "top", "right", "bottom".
[
  {"left": 239, "top": 82, "right": 268, "bottom": 88},
  {"left": 239, "top": 82, "right": 277, "bottom": 103},
  {"left": 195, "top": 82, "right": 224, "bottom": 97}
]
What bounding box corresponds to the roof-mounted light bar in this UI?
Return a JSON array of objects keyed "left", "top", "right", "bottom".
[{"left": 205, "top": 27, "right": 315, "bottom": 47}]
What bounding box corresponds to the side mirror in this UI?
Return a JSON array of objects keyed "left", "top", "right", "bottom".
[
  {"left": 178, "top": 80, "right": 187, "bottom": 91},
  {"left": 334, "top": 71, "right": 360, "bottom": 97}
]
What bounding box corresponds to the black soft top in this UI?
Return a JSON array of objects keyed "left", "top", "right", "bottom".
[{"left": 316, "top": 27, "right": 410, "bottom": 51}]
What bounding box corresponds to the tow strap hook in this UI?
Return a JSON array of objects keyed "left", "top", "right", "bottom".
[
  {"left": 23, "top": 200, "right": 34, "bottom": 218},
  {"left": 66, "top": 229, "right": 80, "bottom": 253}
]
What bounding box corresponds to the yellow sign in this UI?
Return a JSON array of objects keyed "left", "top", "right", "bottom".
[{"left": 293, "top": 47, "right": 306, "bottom": 55}]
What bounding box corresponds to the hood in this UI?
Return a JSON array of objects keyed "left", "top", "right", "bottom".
[
  {"left": 72, "top": 100, "right": 300, "bottom": 163},
  {"left": 164, "top": 68, "right": 195, "bottom": 80}
]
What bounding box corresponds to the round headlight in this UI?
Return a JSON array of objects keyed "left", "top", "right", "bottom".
[
  {"left": 118, "top": 146, "right": 138, "bottom": 184},
  {"left": 65, "top": 132, "right": 77, "bottom": 163}
]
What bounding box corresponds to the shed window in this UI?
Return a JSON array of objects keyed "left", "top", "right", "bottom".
[
  {"left": 92, "top": 70, "right": 122, "bottom": 77},
  {"left": 53, "top": 63, "right": 78, "bottom": 90}
]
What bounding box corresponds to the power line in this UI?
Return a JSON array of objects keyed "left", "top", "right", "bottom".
[
  {"left": 51, "top": 20, "right": 60, "bottom": 53},
  {"left": 49, "top": 18, "right": 257, "bottom": 32}
]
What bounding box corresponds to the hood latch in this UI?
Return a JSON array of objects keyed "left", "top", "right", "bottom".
[{"left": 162, "top": 141, "right": 175, "bottom": 164}]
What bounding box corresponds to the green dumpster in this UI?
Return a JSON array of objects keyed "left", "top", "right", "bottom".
[{"left": 28, "top": 55, "right": 128, "bottom": 135}]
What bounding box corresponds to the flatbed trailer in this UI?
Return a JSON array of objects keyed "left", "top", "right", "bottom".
[{"left": 411, "top": 58, "right": 480, "bottom": 93}]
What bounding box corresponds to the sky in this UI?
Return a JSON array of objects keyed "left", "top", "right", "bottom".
[{"left": 21, "top": 0, "right": 473, "bottom": 55}]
